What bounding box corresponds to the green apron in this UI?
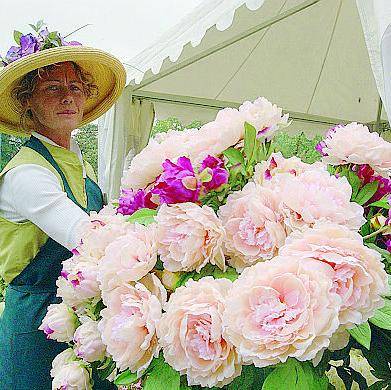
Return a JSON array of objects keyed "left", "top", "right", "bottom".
[{"left": 0, "top": 136, "right": 115, "bottom": 390}]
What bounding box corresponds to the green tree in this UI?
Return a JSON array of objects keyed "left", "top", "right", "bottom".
[
  {"left": 74, "top": 124, "right": 98, "bottom": 175},
  {"left": 0, "top": 124, "right": 99, "bottom": 175},
  {"left": 0, "top": 134, "right": 24, "bottom": 171},
  {"left": 150, "top": 117, "right": 202, "bottom": 138}
]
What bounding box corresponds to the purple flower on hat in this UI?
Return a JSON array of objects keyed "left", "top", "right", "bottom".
[
  {"left": 60, "top": 35, "right": 82, "bottom": 46},
  {"left": 20, "top": 34, "right": 41, "bottom": 55},
  {"left": 199, "top": 155, "right": 229, "bottom": 191},
  {"left": 5, "top": 46, "right": 22, "bottom": 64},
  {"left": 151, "top": 157, "right": 201, "bottom": 205},
  {"left": 117, "top": 188, "right": 157, "bottom": 216}
]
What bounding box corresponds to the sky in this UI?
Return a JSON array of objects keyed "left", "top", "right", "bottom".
[{"left": 0, "top": 0, "right": 204, "bottom": 63}]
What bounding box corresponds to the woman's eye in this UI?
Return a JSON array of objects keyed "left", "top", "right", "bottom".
[
  {"left": 71, "top": 85, "right": 82, "bottom": 91},
  {"left": 47, "top": 85, "right": 59, "bottom": 91}
]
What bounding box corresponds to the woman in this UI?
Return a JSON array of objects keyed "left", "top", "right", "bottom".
[{"left": 0, "top": 28, "right": 126, "bottom": 389}]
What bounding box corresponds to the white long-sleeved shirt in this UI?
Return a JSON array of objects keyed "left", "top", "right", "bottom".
[{"left": 0, "top": 132, "right": 90, "bottom": 250}]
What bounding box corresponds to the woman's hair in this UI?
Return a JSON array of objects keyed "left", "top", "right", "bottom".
[{"left": 11, "top": 61, "right": 99, "bottom": 132}]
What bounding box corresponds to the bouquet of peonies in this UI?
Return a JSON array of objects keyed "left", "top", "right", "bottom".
[{"left": 40, "top": 97, "right": 391, "bottom": 390}]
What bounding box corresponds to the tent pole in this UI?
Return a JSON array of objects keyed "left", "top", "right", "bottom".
[
  {"left": 373, "top": 97, "right": 383, "bottom": 133},
  {"left": 131, "top": 0, "right": 321, "bottom": 91},
  {"left": 132, "top": 90, "right": 348, "bottom": 126}
]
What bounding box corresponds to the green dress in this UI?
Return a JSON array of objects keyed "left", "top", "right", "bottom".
[{"left": 0, "top": 136, "right": 115, "bottom": 390}]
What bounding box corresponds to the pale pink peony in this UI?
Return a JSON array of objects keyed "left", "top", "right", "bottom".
[
  {"left": 157, "top": 277, "right": 241, "bottom": 388},
  {"left": 51, "top": 348, "right": 77, "bottom": 378},
  {"left": 280, "top": 222, "right": 389, "bottom": 327},
  {"left": 276, "top": 169, "right": 365, "bottom": 232},
  {"left": 218, "top": 182, "right": 287, "bottom": 272},
  {"left": 156, "top": 203, "right": 226, "bottom": 272},
  {"left": 73, "top": 318, "right": 106, "bottom": 363},
  {"left": 98, "top": 280, "right": 163, "bottom": 375},
  {"left": 97, "top": 223, "right": 157, "bottom": 293},
  {"left": 319, "top": 122, "right": 391, "bottom": 173},
  {"left": 56, "top": 257, "right": 101, "bottom": 308},
  {"left": 122, "top": 128, "right": 199, "bottom": 190},
  {"left": 253, "top": 152, "right": 327, "bottom": 186},
  {"left": 51, "top": 361, "right": 92, "bottom": 390},
  {"left": 77, "top": 212, "right": 131, "bottom": 260},
  {"left": 39, "top": 302, "right": 79, "bottom": 342},
  {"left": 191, "top": 108, "right": 246, "bottom": 164},
  {"left": 239, "top": 97, "right": 289, "bottom": 140},
  {"left": 223, "top": 256, "right": 341, "bottom": 367}
]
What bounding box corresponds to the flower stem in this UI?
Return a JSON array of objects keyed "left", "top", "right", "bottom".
[{"left": 363, "top": 226, "right": 389, "bottom": 240}]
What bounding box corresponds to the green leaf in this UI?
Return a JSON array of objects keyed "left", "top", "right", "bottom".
[
  {"left": 96, "top": 356, "right": 116, "bottom": 380},
  {"left": 127, "top": 208, "right": 157, "bottom": 226},
  {"left": 36, "top": 20, "right": 45, "bottom": 31},
  {"left": 226, "top": 365, "right": 273, "bottom": 390},
  {"left": 347, "top": 170, "right": 361, "bottom": 200},
  {"left": 262, "top": 359, "right": 328, "bottom": 390},
  {"left": 369, "top": 299, "right": 391, "bottom": 330},
  {"left": 223, "top": 147, "right": 245, "bottom": 166},
  {"left": 114, "top": 369, "right": 138, "bottom": 386},
  {"left": 244, "top": 122, "right": 257, "bottom": 165},
  {"left": 369, "top": 197, "right": 390, "bottom": 209},
  {"left": 28, "top": 23, "right": 39, "bottom": 32},
  {"left": 13, "top": 30, "right": 23, "bottom": 45},
  {"left": 212, "top": 266, "right": 239, "bottom": 282},
  {"left": 348, "top": 322, "right": 371, "bottom": 349},
  {"left": 353, "top": 181, "right": 379, "bottom": 205},
  {"left": 143, "top": 355, "right": 180, "bottom": 390}
]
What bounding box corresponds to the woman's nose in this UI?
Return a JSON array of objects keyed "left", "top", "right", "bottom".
[{"left": 61, "top": 91, "right": 74, "bottom": 105}]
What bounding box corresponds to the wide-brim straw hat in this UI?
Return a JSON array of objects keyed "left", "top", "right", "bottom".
[{"left": 0, "top": 45, "right": 126, "bottom": 136}]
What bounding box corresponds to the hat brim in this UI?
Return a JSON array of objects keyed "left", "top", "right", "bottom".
[{"left": 0, "top": 46, "right": 126, "bottom": 136}]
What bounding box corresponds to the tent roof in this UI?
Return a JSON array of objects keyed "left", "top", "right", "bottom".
[{"left": 125, "top": 0, "right": 389, "bottom": 133}]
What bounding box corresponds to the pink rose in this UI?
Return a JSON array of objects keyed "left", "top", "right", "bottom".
[
  {"left": 280, "top": 223, "right": 389, "bottom": 327},
  {"left": 156, "top": 203, "right": 226, "bottom": 272},
  {"left": 276, "top": 170, "right": 365, "bottom": 232},
  {"left": 319, "top": 122, "right": 391, "bottom": 174},
  {"left": 98, "top": 279, "right": 164, "bottom": 375},
  {"left": 97, "top": 223, "right": 157, "bottom": 293},
  {"left": 223, "top": 256, "right": 341, "bottom": 367},
  {"left": 218, "top": 182, "right": 287, "bottom": 272},
  {"left": 157, "top": 277, "right": 241, "bottom": 388}
]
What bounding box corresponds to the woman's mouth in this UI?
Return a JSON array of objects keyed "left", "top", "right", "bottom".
[{"left": 58, "top": 110, "right": 76, "bottom": 115}]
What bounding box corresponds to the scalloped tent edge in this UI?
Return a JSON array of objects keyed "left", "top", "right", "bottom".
[{"left": 98, "top": 0, "right": 391, "bottom": 200}]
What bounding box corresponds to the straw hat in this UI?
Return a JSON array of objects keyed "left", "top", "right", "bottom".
[{"left": 0, "top": 45, "right": 126, "bottom": 136}]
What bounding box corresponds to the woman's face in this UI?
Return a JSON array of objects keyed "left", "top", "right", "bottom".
[{"left": 27, "top": 62, "right": 86, "bottom": 133}]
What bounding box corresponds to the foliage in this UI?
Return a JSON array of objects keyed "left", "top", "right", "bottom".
[
  {"left": 0, "top": 134, "right": 24, "bottom": 171},
  {"left": 273, "top": 131, "right": 323, "bottom": 163},
  {"left": 150, "top": 117, "right": 202, "bottom": 138},
  {"left": 0, "top": 124, "right": 98, "bottom": 176},
  {"left": 73, "top": 124, "right": 98, "bottom": 176}
]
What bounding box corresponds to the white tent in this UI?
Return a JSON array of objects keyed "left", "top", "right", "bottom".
[{"left": 99, "top": 0, "right": 391, "bottom": 200}]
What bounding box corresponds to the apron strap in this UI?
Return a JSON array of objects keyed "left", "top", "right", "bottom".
[{"left": 24, "top": 136, "right": 86, "bottom": 211}]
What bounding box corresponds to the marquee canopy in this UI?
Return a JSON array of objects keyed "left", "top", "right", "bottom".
[{"left": 99, "top": 0, "right": 391, "bottom": 199}]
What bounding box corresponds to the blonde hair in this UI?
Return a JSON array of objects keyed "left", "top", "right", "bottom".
[{"left": 11, "top": 61, "right": 99, "bottom": 133}]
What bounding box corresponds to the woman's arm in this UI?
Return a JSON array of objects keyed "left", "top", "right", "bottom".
[{"left": 0, "top": 164, "right": 90, "bottom": 250}]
